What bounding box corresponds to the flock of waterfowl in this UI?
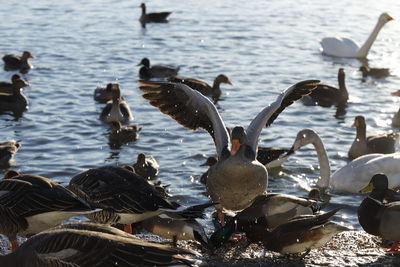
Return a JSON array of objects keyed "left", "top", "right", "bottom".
[{"left": 0, "top": 4, "right": 399, "bottom": 267}]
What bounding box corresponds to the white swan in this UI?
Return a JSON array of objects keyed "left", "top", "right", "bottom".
[
  {"left": 291, "top": 129, "right": 400, "bottom": 193},
  {"left": 320, "top": 13, "right": 393, "bottom": 58}
]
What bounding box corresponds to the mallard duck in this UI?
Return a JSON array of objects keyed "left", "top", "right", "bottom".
[
  {"left": 168, "top": 74, "right": 232, "bottom": 101},
  {"left": 359, "top": 66, "right": 390, "bottom": 79},
  {"left": 139, "top": 3, "right": 171, "bottom": 28},
  {"left": 0, "top": 74, "right": 29, "bottom": 95},
  {"left": 94, "top": 83, "right": 113, "bottom": 103},
  {"left": 0, "top": 222, "right": 196, "bottom": 267},
  {"left": 358, "top": 173, "right": 400, "bottom": 253},
  {"left": 109, "top": 121, "right": 141, "bottom": 145},
  {"left": 290, "top": 128, "right": 400, "bottom": 193},
  {"left": 0, "top": 140, "right": 20, "bottom": 167},
  {"left": 99, "top": 83, "right": 133, "bottom": 123},
  {"left": 348, "top": 115, "right": 398, "bottom": 160},
  {"left": 320, "top": 13, "right": 393, "bottom": 58},
  {"left": 0, "top": 75, "right": 29, "bottom": 114},
  {"left": 303, "top": 68, "right": 348, "bottom": 107},
  {"left": 68, "top": 166, "right": 211, "bottom": 233},
  {"left": 139, "top": 80, "right": 319, "bottom": 225},
  {"left": 2, "top": 51, "right": 34, "bottom": 73},
  {"left": 133, "top": 153, "right": 159, "bottom": 179},
  {"left": 0, "top": 171, "right": 95, "bottom": 250},
  {"left": 138, "top": 58, "right": 179, "bottom": 80}
]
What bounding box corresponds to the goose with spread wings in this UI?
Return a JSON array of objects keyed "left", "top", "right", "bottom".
[{"left": 139, "top": 80, "right": 319, "bottom": 223}]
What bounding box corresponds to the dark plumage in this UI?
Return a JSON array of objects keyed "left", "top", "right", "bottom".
[
  {"left": 109, "top": 121, "right": 141, "bottom": 146},
  {"left": 0, "top": 75, "right": 29, "bottom": 114},
  {"left": 0, "top": 140, "right": 20, "bottom": 167},
  {"left": 133, "top": 152, "right": 159, "bottom": 179},
  {"left": 94, "top": 83, "right": 113, "bottom": 103},
  {"left": 139, "top": 3, "right": 171, "bottom": 28},
  {"left": 360, "top": 66, "right": 390, "bottom": 79},
  {"left": 138, "top": 58, "right": 179, "bottom": 80},
  {"left": 2, "top": 51, "right": 34, "bottom": 73},
  {"left": 0, "top": 74, "right": 29, "bottom": 94}
]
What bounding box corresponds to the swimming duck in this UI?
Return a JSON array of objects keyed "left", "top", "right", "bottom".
[
  {"left": 94, "top": 83, "right": 113, "bottom": 103},
  {"left": 0, "top": 74, "right": 29, "bottom": 95},
  {"left": 139, "top": 3, "right": 171, "bottom": 28},
  {"left": 139, "top": 80, "right": 319, "bottom": 225},
  {"left": 290, "top": 128, "right": 400, "bottom": 193},
  {"left": 358, "top": 174, "right": 400, "bottom": 253},
  {"left": 68, "top": 166, "right": 211, "bottom": 233},
  {"left": 0, "top": 140, "right": 20, "bottom": 167},
  {"left": 303, "top": 68, "right": 348, "bottom": 107},
  {"left": 359, "top": 66, "right": 390, "bottom": 79},
  {"left": 168, "top": 74, "right": 232, "bottom": 101},
  {"left": 348, "top": 115, "right": 398, "bottom": 160},
  {"left": 138, "top": 58, "right": 179, "bottom": 80},
  {"left": 0, "top": 75, "right": 29, "bottom": 114},
  {"left": 0, "top": 222, "right": 197, "bottom": 267},
  {"left": 99, "top": 83, "right": 133, "bottom": 123},
  {"left": 109, "top": 121, "right": 141, "bottom": 145},
  {"left": 133, "top": 152, "right": 159, "bottom": 179},
  {"left": 0, "top": 171, "right": 95, "bottom": 250},
  {"left": 320, "top": 13, "right": 393, "bottom": 58},
  {"left": 2, "top": 51, "right": 34, "bottom": 73}
]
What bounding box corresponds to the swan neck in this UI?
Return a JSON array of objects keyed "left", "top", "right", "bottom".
[
  {"left": 312, "top": 136, "right": 331, "bottom": 189},
  {"left": 356, "top": 19, "right": 387, "bottom": 58}
]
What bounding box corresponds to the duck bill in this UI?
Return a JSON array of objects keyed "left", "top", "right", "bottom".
[
  {"left": 359, "top": 183, "right": 374, "bottom": 193},
  {"left": 230, "top": 139, "right": 241, "bottom": 156}
]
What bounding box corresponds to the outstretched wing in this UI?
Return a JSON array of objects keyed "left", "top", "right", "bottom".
[
  {"left": 246, "top": 80, "right": 319, "bottom": 152},
  {"left": 139, "top": 82, "right": 230, "bottom": 157}
]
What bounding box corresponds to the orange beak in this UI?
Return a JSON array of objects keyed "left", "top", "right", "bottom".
[
  {"left": 391, "top": 90, "right": 400, "bottom": 97},
  {"left": 226, "top": 80, "right": 233, "bottom": 85},
  {"left": 352, "top": 119, "right": 359, "bottom": 127},
  {"left": 230, "top": 139, "right": 241, "bottom": 156}
]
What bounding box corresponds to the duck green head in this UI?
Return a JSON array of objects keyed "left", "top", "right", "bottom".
[
  {"left": 209, "top": 220, "right": 236, "bottom": 249},
  {"left": 360, "top": 173, "right": 388, "bottom": 201}
]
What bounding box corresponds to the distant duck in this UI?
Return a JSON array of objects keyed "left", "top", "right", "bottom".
[
  {"left": 0, "top": 140, "right": 20, "bottom": 167},
  {"left": 133, "top": 152, "right": 159, "bottom": 179},
  {"left": 99, "top": 83, "right": 133, "bottom": 123},
  {"left": 320, "top": 13, "right": 393, "bottom": 58},
  {"left": 348, "top": 115, "right": 399, "bottom": 160},
  {"left": 109, "top": 121, "right": 141, "bottom": 145},
  {"left": 0, "top": 75, "right": 29, "bottom": 114},
  {"left": 0, "top": 171, "right": 95, "bottom": 250},
  {"left": 0, "top": 222, "right": 197, "bottom": 267},
  {"left": 358, "top": 174, "right": 400, "bottom": 253},
  {"left": 359, "top": 66, "right": 390, "bottom": 79},
  {"left": 391, "top": 90, "right": 400, "bottom": 128},
  {"left": 2, "top": 51, "right": 34, "bottom": 73},
  {"left": 138, "top": 57, "right": 179, "bottom": 80},
  {"left": 168, "top": 74, "right": 232, "bottom": 101},
  {"left": 139, "top": 3, "right": 171, "bottom": 28},
  {"left": 0, "top": 74, "right": 29, "bottom": 95},
  {"left": 303, "top": 68, "right": 348, "bottom": 107},
  {"left": 94, "top": 83, "right": 113, "bottom": 103}
]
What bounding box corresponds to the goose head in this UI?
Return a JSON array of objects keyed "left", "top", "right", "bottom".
[
  {"left": 230, "top": 126, "right": 246, "bottom": 156},
  {"left": 215, "top": 74, "right": 232, "bottom": 86},
  {"left": 379, "top": 13, "right": 393, "bottom": 24},
  {"left": 353, "top": 115, "right": 366, "bottom": 132},
  {"left": 22, "top": 51, "right": 34, "bottom": 60}
]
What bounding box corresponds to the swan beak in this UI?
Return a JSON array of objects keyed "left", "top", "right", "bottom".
[
  {"left": 230, "top": 139, "right": 241, "bottom": 156},
  {"left": 387, "top": 14, "right": 394, "bottom": 21},
  {"left": 359, "top": 182, "right": 374, "bottom": 193},
  {"left": 391, "top": 90, "right": 400, "bottom": 97}
]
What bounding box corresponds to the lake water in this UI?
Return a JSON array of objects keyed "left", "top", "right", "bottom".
[{"left": 0, "top": 0, "right": 399, "bottom": 240}]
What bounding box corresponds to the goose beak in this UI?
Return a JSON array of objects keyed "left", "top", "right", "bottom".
[
  {"left": 352, "top": 120, "right": 359, "bottom": 127},
  {"left": 226, "top": 80, "right": 233, "bottom": 85},
  {"left": 391, "top": 90, "right": 400, "bottom": 97},
  {"left": 359, "top": 182, "right": 374, "bottom": 193},
  {"left": 387, "top": 14, "right": 394, "bottom": 21},
  {"left": 230, "top": 139, "right": 241, "bottom": 156}
]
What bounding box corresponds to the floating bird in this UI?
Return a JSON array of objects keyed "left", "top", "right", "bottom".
[
  {"left": 0, "top": 74, "right": 29, "bottom": 95},
  {"left": 139, "top": 80, "right": 319, "bottom": 225},
  {"left": 0, "top": 140, "right": 20, "bottom": 168},
  {"left": 99, "top": 83, "right": 133, "bottom": 123},
  {"left": 320, "top": 13, "right": 393, "bottom": 58},
  {"left": 290, "top": 128, "right": 400, "bottom": 193},
  {"left": 303, "top": 68, "right": 348, "bottom": 107},
  {"left": 94, "top": 83, "right": 113, "bottom": 103},
  {"left": 133, "top": 152, "right": 159, "bottom": 179},
  {"left": 0, "top": 222, "right": 197, "bottom": 267},
  {"left": 168, "top": 74, "right": 232, "bottom": 101},
  {"left": 139, "top": 3, "right": 171, "bottom": 28},
  {"left": 348, "top": 116, "right": 398, "bottom": 160},
  {"left": 109, "top": 121, "right": 141, "bottom": 146},
  {"left": 0, "top": 171, "right": 95, "bottom": 250},
  {"left": 359, "top": 66, "right": 390, "bottom": 79},
  {"left": 138, "top": 58, "right": 179, "bottom": 80},
  {"left": 358, "top": 174, "right": 400, "bottom": 254},
  {"left": 0, "top": 75, "right": 29, "bottom": 114},
  {"left": 2, "top": 51, "right": 34, "bottom": 73}
]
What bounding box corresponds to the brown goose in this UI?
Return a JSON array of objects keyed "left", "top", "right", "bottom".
[
  {"left": 139, "top": 80, "right": 319, "bottom": 225},
  {"left": 0, "top": 222, "right": 196, "bottom": 267},
  {"left": 0, "top": 74, "right": 29, "bottom": 94},
  {"left": 99, "top": 83, "right": 133, "bottom": 123},
  {"left": 133, "top": 152, "right": 159, "bottom": 179},
  {"left": 2, "top": 51, "right": 34, "bottom": 73},
  {"left": 139, "top": 3, "right": 171, "bottom": 28},
  {"left": 0, "top": 140, "right": 20, "bottom": 167},
  {"left": 360, "top": 66, "right": 390, "bottom": 79},
  {"left": 167, "top": 74, "right": 232, "bottom": 101},
  {"left": 138, "top": 58, "right": 180, "bottom": 80},
  {"left": 0, "top": 171, "right": 95, "bottom": 250},
  {"left": 109, "top": 121, "right": 141, "bottom": 146},
  {"left": 348, "top": 115, "right": 399, "bottom": 160},
  {"left": 0, "top": 75, "right": 29, "bottom": 114},
  {"left": 94, "top": 83, "right": 113, "bottom": 103},
  {"left": 303, "top": 68, "right": 348, "bottom": 107},
  {"left": 68, "top": 166, "right": 210, "bottom": 233}
]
